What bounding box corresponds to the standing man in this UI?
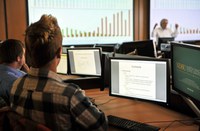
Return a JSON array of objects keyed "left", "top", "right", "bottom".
[{"left": 152, "top": 18, "right": 179, "bottom": 46}]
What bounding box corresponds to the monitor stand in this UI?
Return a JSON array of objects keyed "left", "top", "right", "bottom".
[
  {"left": 181, "top": 95, "right": 200, "bottom": 117},
  {"left": 181, "top": 95, "right": 200, "bottom": 130}
]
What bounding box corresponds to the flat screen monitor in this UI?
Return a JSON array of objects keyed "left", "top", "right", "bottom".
[
  {"left": 57, "top": 53, "right": 68, "bottom": 74},
  {"left": 171, "top": 42, "right": 200, "bottom": 104},
  {"left": 117, "top": 40, "right": 155, "bottom": 57},
  {"left": 94, "top": 44, "right": 117, "bottom": 53},
  {"left": 27, "top": 0, "right": 134, "bottom": 45},
  {"left": 67, "top": 47, "right": 102, "bottom": 77},
  {"left": 157, "top": 37, "right": 174, "bottom": 51},
  {"left": 109, "top": 57, "right": 170, "bottom": 105}
]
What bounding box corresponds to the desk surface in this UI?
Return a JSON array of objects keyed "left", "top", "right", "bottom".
[{"left": 85, "top": 88, "right": 199, "bottom": 131}]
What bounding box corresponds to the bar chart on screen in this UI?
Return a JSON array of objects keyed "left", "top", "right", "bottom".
[{"left": 27, "top": 0, "right": 134, "bottom": 45}]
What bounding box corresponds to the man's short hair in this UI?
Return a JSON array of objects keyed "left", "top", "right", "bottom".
[
  {"left": 160, "top": 18, "right": 168, "bottom": 26},
  {"left": 25, "top": 14, "right": 63, "bottom": 68},
  {"left": 0, "top": 39, "right": 24, "bottom": 64}
]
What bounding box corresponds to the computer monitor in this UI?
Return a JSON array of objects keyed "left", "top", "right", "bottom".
[
  {"left": 171, "top": 42, "right": 200, "bottom": 116},
  {"left": 117, "top": 40, "right": 155, "bottom": 57},
  {"left": 67, "top": 47, "right": 102, "bottom": 77},
  {"left": 157, "top": 37, "right": 175, "bottom": 51},
  {"left": 109, "top": 57, "right": 170, "bottom": 105},
  {"left": 57, "top": 53, "right": 68, "bottom": 74},
  {"left": 135, "top": 40, "right": 155, "bottom": 57},
  {"left": 94, "top": 44, "right": 117, "bottom": 53}
]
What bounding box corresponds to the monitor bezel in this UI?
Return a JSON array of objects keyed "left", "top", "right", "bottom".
[
  {"left": 116, "top": 40, "right": 155, "bottom": 57},
  {"left": 171, "top": 42, "right": 200, "bottom": 103},
  {"left": 109, "top": 56, "right": 170, "bottom": 106},
  {"left": 67, "top": 47, "right": 102, "bottom": 77},
  {"left": 135, "top": 40, "right": 155, "bottom": 57},
  {"left": 158, "top": 37, "right": 175, "bottom": 50}
]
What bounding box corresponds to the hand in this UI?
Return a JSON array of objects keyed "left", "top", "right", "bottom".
[
  {"left": 175, "top": 23, "right": 179, "bottom": 29},
  {"left": 21, "top": 63, "right": 30, "bottom": 73}
]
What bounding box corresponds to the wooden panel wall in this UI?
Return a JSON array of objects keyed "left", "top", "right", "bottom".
[
  {"left": 0, "top": 0, "right": 6, "bottom": 40},
  {"left": 134, "top": 0, "right": 149, "bottom": 40},
  {"left": 6, "top": 0, "right": 27, "bottom": 42},
  {"left": 134, "top": 0, "right": 139, "bottom": 40}
]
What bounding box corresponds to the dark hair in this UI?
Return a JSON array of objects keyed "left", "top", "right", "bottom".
[
  {"left": 25, "top": 14, "right": 62, "bottom": 68},
  {"left": 160, "top": 18, "right": 168, "bottom": 26},
  {"left": 0, "top": 39, "right": 24, "bottom": 63}
]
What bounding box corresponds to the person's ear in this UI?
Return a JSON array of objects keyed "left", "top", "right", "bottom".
[
  {"left": 56, "top": 47, "right": 62, "bottom": 59},
  {"left": 16, "top": 56, "right": 21, "bottom": 62}
]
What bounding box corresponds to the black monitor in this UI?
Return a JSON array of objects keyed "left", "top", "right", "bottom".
[
  {"left": 109, "top": 56, "right": 170, "bottom": 105},
  {"left": 67, "top": 47, "right": 102, "bottom": 77},
  {"left": 94, "top": 44, "right": 118, "bottom": 53},
  {"left": 117, "top": 40, "right": 155, "bottom": 57},
  {"left": 171, "top": 42, "right": 200, "bottom": 116},
  {"left": 157, "top": 37, "right": 175, "bottom": 51}
]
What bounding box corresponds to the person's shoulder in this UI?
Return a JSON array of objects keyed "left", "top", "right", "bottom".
[
  {"left": 62, "top": 82, "right": 81, "bottom": 93},
  {"left": 155, "top": 27, "right": 162, "bottom": 30},
  {"left": 62, "top": 82, "right": 83, "bottom": 97},
  {"left": 46, "top": 79, "right": 81, "bottom": 95},
  {"left": 153, "top": 27, "right": 162, "bottom": 33},
  {"left": 166, "top": 27, "right": 172, "bottom": 30},
  {"left": 66, "top": 82, "right": 80, "bottom": 89},
  {"left": 0, "top": 72, "right": 18, "bottom": 83},
  {"left": 0, "top": 65, "right": 24, "bottom": 78}
]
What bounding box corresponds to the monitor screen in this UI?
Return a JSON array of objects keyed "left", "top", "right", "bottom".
[
  {"left": 27, "top": 0, "right": 134, "bottom": 45},
  {"left": 67, "top": 48, "right": 102, "bottom": 76},
  {"left": 171, "top": 42, "right": 200, "bottom": 103},
  {"left": 158, "top": 37, "right": 174, "bottom": 51},
  {"left": 150, "top": 0, "right": 200, "bottom": 41},
  {"left": 57, "top": 53, "right": 68, "bottom": 74},
  {"left": 117, "top": 40, "right": 155, "bottom": 57},
  {"left": 109, "top": 57, "right": 170, "bottom": 105}
]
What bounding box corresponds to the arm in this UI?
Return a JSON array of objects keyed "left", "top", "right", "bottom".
[
  {"left": 151, "top": 23, "right": 158, "bottom": 37},
  {"left": 171, "top": 23, "right": 179, "bottom": 38},
  {"left": 70, "top": 89, "right": 108, "bottom": 131},
  {"left": 21, "top": 63, "right": 30, "bottom": 73}
]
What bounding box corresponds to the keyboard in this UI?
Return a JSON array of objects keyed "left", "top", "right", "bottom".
[{"left": 107, "top": 115, "right": 160, "bottom": 131}]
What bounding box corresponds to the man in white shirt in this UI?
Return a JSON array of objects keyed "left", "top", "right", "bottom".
[{"left": 152, "top": 18, "right": 179, "bottom": 47}]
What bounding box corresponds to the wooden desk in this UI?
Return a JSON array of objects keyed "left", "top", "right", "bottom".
[{"left": 85, "top": 88, "right": 199, "bottom": 131}]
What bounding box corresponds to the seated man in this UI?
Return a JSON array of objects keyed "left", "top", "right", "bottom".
[
  {"left": 0, "top": 39, "right": 28, "bottom": 105},
  {"left": 10, "top": 14, "right": 107, "bottom": 131}
]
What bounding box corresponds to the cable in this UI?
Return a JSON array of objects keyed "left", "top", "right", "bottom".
[
  {"left": 144, "top": 118, "right": 200, "bottom": 131},
  {"left": 97, "top": 98, "right": 118, "bottom": 106}
]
